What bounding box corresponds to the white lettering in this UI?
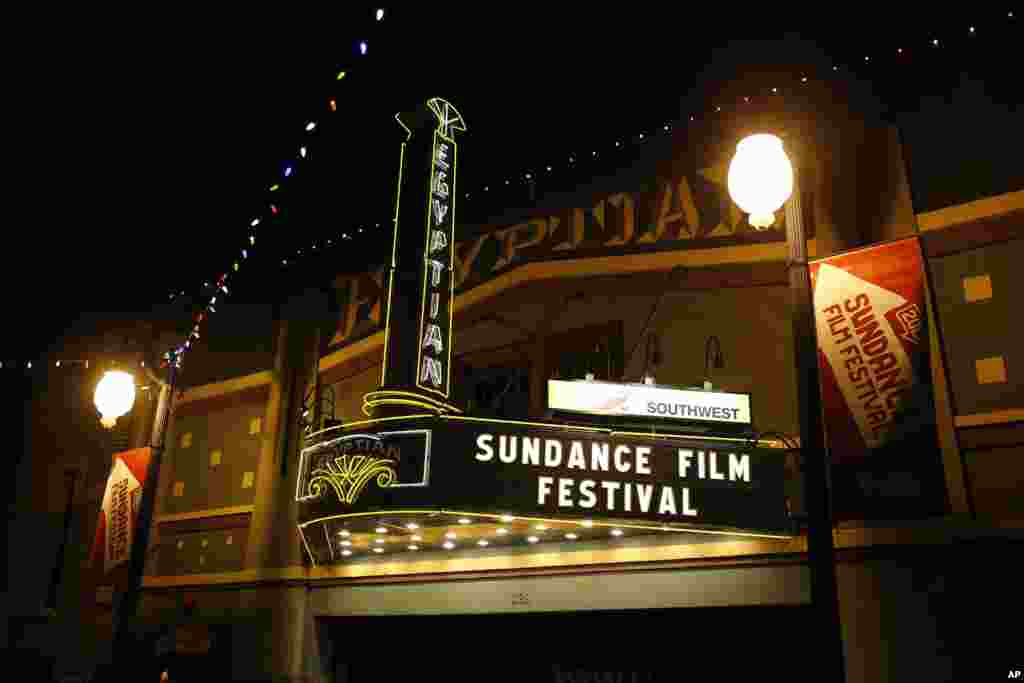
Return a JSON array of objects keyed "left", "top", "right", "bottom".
[
  {"left": 635, "top": 446, "right": 651, "bottom": 475},
  {"left": 422, "top": 324, "right": 444, "bottom": 353},
  {"left": 658, "top": 487, "right": 677, "bottom": 515},
  {"left": 522, "top": 437, "right": 540, "bottom": 465},
  {"left": 579, "top": 480, "right": 597, "bottom": 508},
  {"left": 499, "top": 435, "right": 517, "bottom": 464},
  {"left": 601, "top": 481, "right": 621, "bottom": 510},
  {"left": 475, "top": 433, "right": 493, "bottom": 461},
  {"left": 678, "top": 449, "right": 693, "bottom": 478},
  {"left": 537, "top": 476, "right": 554, "bottom": 505},
  {"left": 432, "top": 198, "right": 449, "bottom": 224},
  {"left": 613, "top": 445, "right": 631, "bottom": 473},
  {"left": 710, "top": 452, "right": 725, "bottom": 480},
  {"left": 558, "top": 478, "right": 574, "bottom": 508},
  {"left": 728, "top": 453, "right": 750, "bottom": 482},
  {"left": 681, "top": 487, "right": 698, "bottom": 517},
  {"left": 430, "top": 229, "right": 448, "bottom": 253},
  {"left": 428, "top": 259, "right": 445, "bottom": 286},
  {"left": 567, "top": 441, "right": 586, "bottom": 470},
  {"left": 420, "top": 356, "right": 442, "bottom": 386},
  {"left": 636, "top": 484, "right": 654, "bottom": 512},
  {"left": 544, "top": 440, "right": 563, "bottom": 467},
  {"left": 590, "top": 443, "right": 610, "bottom": 471}
]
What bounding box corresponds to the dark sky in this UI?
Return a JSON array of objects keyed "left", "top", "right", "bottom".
[{"left": 5, "top": 6, "right": 1021, "bottom": 365}]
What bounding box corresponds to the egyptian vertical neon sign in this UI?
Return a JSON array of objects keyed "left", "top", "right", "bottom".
[{"left": 375, "top": 98, "right": 466, "bottom": 413}]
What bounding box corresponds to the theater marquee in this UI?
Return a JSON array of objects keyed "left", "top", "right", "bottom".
[{"left": 296, "top": 416, "right": 790, "bottom": 566}]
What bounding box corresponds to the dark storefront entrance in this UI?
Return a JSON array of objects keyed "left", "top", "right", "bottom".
[{"left": 326, "top": 605, "right": 815, "bottom": 682}]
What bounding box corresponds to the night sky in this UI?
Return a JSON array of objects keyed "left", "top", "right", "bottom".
[{"left": 5, "top": 6, "right": 1020, "bottom": 367}]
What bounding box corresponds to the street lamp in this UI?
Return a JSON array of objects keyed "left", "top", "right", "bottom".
[
  {"left": 94, "top": 370, "right": 137, "bottom": 428},
  {"left": 93, "top": 361, "right": 176, "bottom": 682},
  {"left": 727, "top": 134, "right": 846, "bottom": 679}
]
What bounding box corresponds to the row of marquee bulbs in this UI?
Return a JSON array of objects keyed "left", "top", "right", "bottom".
[{"left": 335, "top": 518, "right": 627, "bottom": 556}]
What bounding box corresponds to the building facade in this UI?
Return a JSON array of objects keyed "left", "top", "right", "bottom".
[{"left": 12, "top": 93, "right": 1022, "bottom": 683}]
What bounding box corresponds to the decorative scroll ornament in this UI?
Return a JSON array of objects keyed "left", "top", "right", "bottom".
[{"left": 307, "top": 454, "right": 397, "bottom": 504}]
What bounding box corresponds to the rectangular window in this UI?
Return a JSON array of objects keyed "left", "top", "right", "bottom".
[
  {"left": 249, "top": 416, "right": 262, "bottom": 435},
  {"left": 180, "top": 432, "right": 192, "bottom": 449},
  {"left": 209, "top": 449, "right": 222, "bottom": 467},
  {"left": 241, "top": 471, "right": 255, "bottom": 489},
  {"left": 173, "top": 481, "right": 185, "bottom": 497}
]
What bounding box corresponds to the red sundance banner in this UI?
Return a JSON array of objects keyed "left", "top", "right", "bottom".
[
  {"left": 810, "top": 237, "right": 948, "bottom": 519},
  {"left": 91, "top": 447, "right": 151, "bottom": 578}
]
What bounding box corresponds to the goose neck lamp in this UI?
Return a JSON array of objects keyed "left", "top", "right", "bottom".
[
  {"left": 94, "top": 360, "right": 176, "bottom": 677},
  {"left": 727, "top": 133, "right": 846, "bottom": 679}
]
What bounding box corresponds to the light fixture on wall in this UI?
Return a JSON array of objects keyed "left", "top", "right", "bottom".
[{"left": 703, "top": 335, "right": 724, "bottom": 390}]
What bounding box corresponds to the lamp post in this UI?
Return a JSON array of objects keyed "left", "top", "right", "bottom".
[
  {"left": 94, "top": 360, "right": 176, "bottom": 680},
  {"left": 728, "top": 134, "right": 847, "bottom": 679}
]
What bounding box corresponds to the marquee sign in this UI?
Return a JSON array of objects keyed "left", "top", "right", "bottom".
[
  {"left": 91, "top": 448, "right": 151, "bottom": 576},
  {"left": 296, "top": 416, "right": 790, "bottom": 564},
  {"left": 547, "top": 379, "right": 752, "bottom": 427}
]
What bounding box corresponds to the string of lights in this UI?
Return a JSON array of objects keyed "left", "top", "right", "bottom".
[{"left": 3, "top": 9, "right": 1014, "bottom": 376}]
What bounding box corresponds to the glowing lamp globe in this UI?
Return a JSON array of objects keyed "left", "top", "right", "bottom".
[
  {"left": 95, "top": 370, "right": 136, "bottom": 429},
  {"left": 727, "top": 134, "right": 793, "bottom": 229}
]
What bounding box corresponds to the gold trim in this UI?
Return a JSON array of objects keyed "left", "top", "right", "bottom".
[
  {"left": 174, "top": 371, "right": 272, "bottom": 406},
  {"left": 155, "top": 505, "right": 255, "bottom": 524},
  {"left": 916, "top": 190, "right": 1023, "bottom": 232},
  {"left": 954, "top": 408, "right": 1024, "bottom": 428}
]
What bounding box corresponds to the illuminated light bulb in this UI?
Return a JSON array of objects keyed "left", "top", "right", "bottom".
[
  {"left": 233, "top": 262, "right": 238, "bottom": 272},
  {"left": 374, "top": 538, "right": 385, "bottom": 544},
  {"left": 337, "top": 70, "right": 347, "bottom": 80},
  {"left": 359, "top": 41, "right": 367, "bottom": 55},
  {"left": 969, "top": 26, "right": 975, "bottom": 34},
  {"left": 270, "top": 184, "right": 280, "bottom": 192},
  {"left": 339, "top": 530, "right": 350, "bottom": 537},
  {"left": 405, "top": 523, "right": 419, "bottom": 530},
  {"left": 341, "top": 549, "right": 352, "bottom": 557},
  {"left": 477, "top": 540, "right": 489, "bottom": 547},
  {"left": 373, "top": 547, "right": 384, "bottom": 553},
  {"left": 664, "top": 124, "right": 670, "bottom": 130},
  {"left": 500, "top": 515, "right": 514, "bottom": 523},
  {"left": 932, "top": 38, "right": 939, "bottom": 46},
  {"left": 284, "top": 166, "right": 293, "bottom": 177},
  {"left": 527, "top": 536, "right": 539, "bottom": 544},
  {"left": 580, "top": 520, "right": 594, "bottom": 528},
  {"left": 483, "top": 186, "right": 488, "bottom": 191},
  {"left": 801, "top": 76, "right": 808, "bottom": 82},
  {"left": 411, "top": 535, "right": 422, "bottom": 542},
  {"left": 94, "top": 370, "right": 136, "bottom": 429},
  {"left": 250, "top": 235, "right": 255, "bottom": 245},
  {"left": 242, "top": 249, "right": 248, "bottom": 259},
  {"left": 329, "top": 99, "right": 337, "bottom": 112},
  {"left": 592, "top": 151, "right": 596, "bottom": 156},
  {"left": 445, "top": 531, "right": 456, "bottom": 539},
  {"left": 458, "top": 518, "right": 471, "bottom": 525},
  {"left": 525, "top": 173, "right": 531, "bottom": 179},
  {"left": 690, "top": 115, "right": 695, "bottom": 121},
  {"left": 546, "top": 166, "right": 551, "bottom": 171},
  {"left": 496, "top": 528, "right": 508, "bottom": 535},
  {"left": 305, "top": 121, "right": 317, "bottom": 132},
  {"left": 282, "top": 260, "right": 287, "bottom": 266},
  {"left": 375, "top": 527, "right": 387, "bottom": 534},
  {"left": 55, "top": 360, "right": 61, "bottom": 367},
  {"left": 715, "top": 106, "right": 721, "bottom": 112},
  {"left": 564, "top": 533, "right": 578, "bottom": 540},
  {"left": 505, "top": 179, "right": 509, "bottom": 185},
  {"left": 534, "top": 524, "right": 547, "bottom": 531},
  {"left": 299, "top": 146, "right": 307, "bottom": 158},
  {"left": 27, "top": 361, "right": 33, "bottom": 369},
  {"left": 407, "top": 545, "right": 419, "bottom": 551},
  {"left": 610, "top": 529, "right": 624, "bottom": 537},
  {"left": 340, "top": 540, "right": 352, "bottom": 547},
  {"left": 639, "top": 133, "right": 644, "bottom": 139},
  {"left": 250, "top": 218, "right": 260, "bottom": 227},
  {"left": 443, "top": 541, "right": 455, "bottom": 550},
  {"left": 864, "top": 56, "right": 869, "bottom": 62},
  {"left": 615, "top": 141, "right": 620, "bottom": 147},
  {"left": 898, "top": 48, "right": 903, "bottom": 54},
  {"left": 727, "top": 133, "right": 793, "bottom": 230},
  {"left": 375, "top": 8, "right": 383, "bottom": 20},
  {"left": 833, "top": 65, "right": 838, "bottom": 71}
]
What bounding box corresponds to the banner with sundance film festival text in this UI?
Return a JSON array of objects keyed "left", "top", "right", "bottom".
[
  {"left": 91, "top": 448, "right": 151, "bottom": 576},
  {"left": 809, "top": 238, "right": 948, "bottom": 519}
]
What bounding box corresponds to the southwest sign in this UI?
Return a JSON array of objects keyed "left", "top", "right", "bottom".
[{"left": 547, "top": 379, "right": 752, "bottom": 427}]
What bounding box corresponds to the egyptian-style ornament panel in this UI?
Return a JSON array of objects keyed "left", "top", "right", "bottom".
[{"left": 296, "top": 415, "right": 792, "bottom": 566}]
